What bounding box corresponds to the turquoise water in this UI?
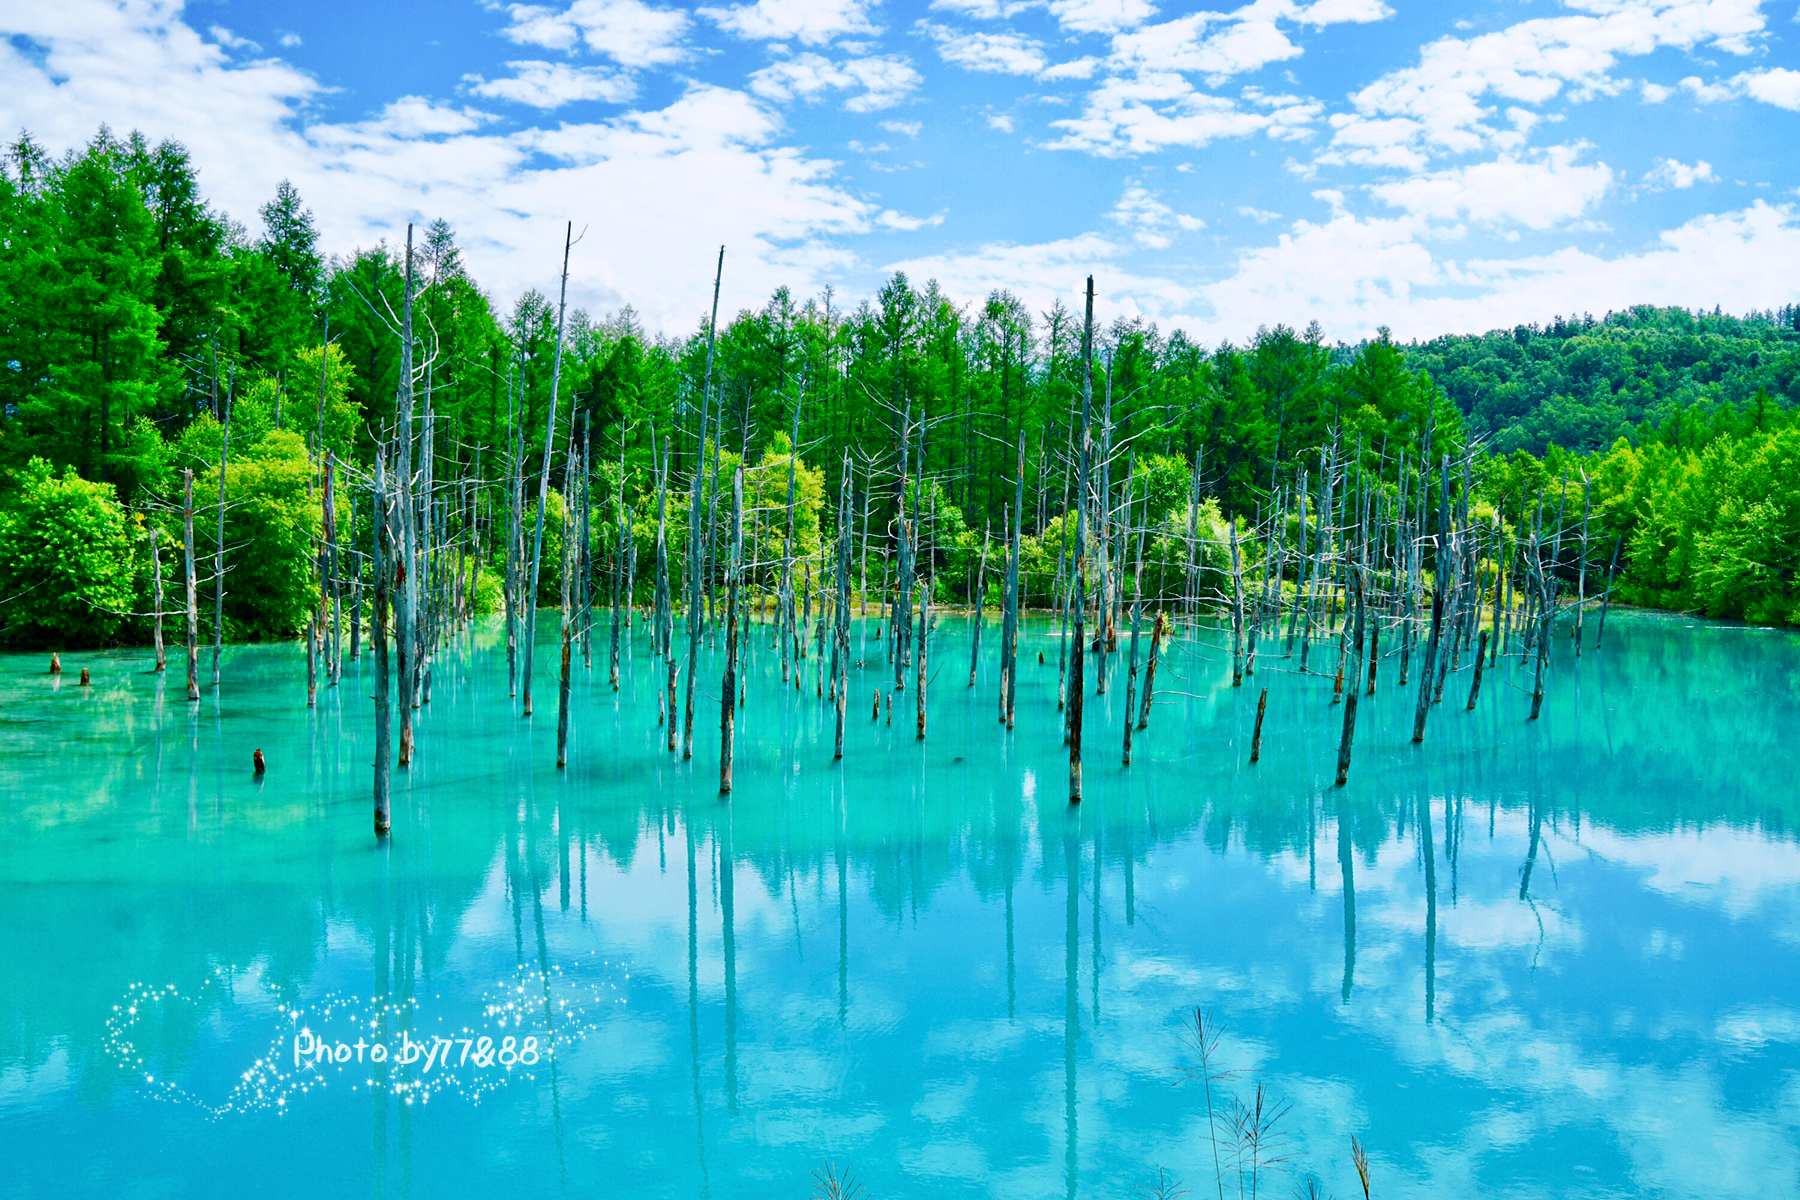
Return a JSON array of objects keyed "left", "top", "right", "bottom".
[{"left": 2, "top": 610, "right": 1798, "bottom": 1199}]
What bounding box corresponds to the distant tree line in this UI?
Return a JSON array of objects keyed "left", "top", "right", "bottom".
[{"left": 1, "top": 126, "right": 1796, "bottom": 648}]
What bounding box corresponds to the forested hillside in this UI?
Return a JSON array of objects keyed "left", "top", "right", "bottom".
[
  {"left": 1411, "top": 306, "right": 1800, "bottom": 454},
  {"left": 2, "top": 127, "right": 1797, "bottom": 646}
]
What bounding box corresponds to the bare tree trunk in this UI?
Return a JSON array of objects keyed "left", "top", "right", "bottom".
[
  {"left": 1228, "top": 521, "right": 1245, "bottom": 685},
  {"left": 1412, "top": 455, "right": 1450, "bottom": 744},
  {"left": 1466, "top": 629, "right": 1491, "bottom": 709},
  {"left": 1055, "top": 471, "right": 1070, "bottom": 715},
  {"left": 373, "top": 453, "right": 392, "bottom": 838},
  {"left": 685, "top": 246, "right": 725, "bottom": 759},
  {"left": 1574, "top": 471, "right": 1592, "bottom": 655},
  {"left": 610, "top": 442, "right": 623, "bottom": 689},
  {"left": 1335, "top": 554, "right": 1367, "bottom": 787},
  {"left": 1137, "top": 611, "right": 1164, "bottom": 730},
  {"left": 1069, "top": 276, "right": 1095, "bottom": 805},
  {"left": 1002, "top": 432, "right": 1024, "bottom": 729},
  {"left": 505, "top": 364, "right": 520, "bottom": 696},
  {"left": 349, "top": 496, "right": 363, "bottom": 662},
  {"left": 915, "top": 570, "right": 929, "bottom": 739},
  {"left": 834, "top": 454, "right": 851, "bottom": 760},
  {"left": 213, "top": 364, "right": 232, "bottom": 687},
  {"left": 969, "top": 528, "right": 989, "bottom": 687},
  {"left": 1249, "top": 686, "right": 1268, "bottom": 764},
  {"left": 720, "top": 465, "right": 743, "bottom": 793},
  {"left": 1596, "top": 536, "right": 1621, "bottom": 649},
  {"left": 1531, "top": 574, "right": 1557, "bottom": 720},
  {"left": 150, "top": 526, "right": 166, "bottom": 672},
  {"left": 183, "top": 470, "right": 199, "bottom": 702},
  {"left": 394, "top": 230, "right": 417, "bottom": 766},
  {"left": 524, "top": 222, "right": 574, "bottom": 720},
  {"left": 557, "top": 429, "right": 578, "bottom": 768},
  {"left": 1122, "top": 501, "right": 1145, "bottom": 766}
]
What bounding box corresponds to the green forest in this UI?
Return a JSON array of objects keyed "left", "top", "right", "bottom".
[{"left": 4, "top": 127, "right": 1800, "bottom": 649}]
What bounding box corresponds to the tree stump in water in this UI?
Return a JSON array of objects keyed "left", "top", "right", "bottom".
[
  {"left": 1249, "top": 687, "right": 1268, "bottom": 764},
  {"left": 79, "top": 668, "right": 90, "bottom": 687},
  {"left": 1466, "top": 630, "right": 1491, "bottom": 710},
  {"left": 254, "top": 749, "right": 266, "bottom": 776},
  {"left": 49, "top": 653, "right": 61, "bottom": 675}
]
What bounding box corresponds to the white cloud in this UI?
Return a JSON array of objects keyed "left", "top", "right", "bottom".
[
  {"left": 1197, "top": 200, "right": 1800, "bottom": 341},
  {"left": 1048, "top": 0, "right": 1157, "bottom": 35},
  {"left": 748, "top": 52, "right": 921, "bottom": 110},
  {"left": 353, "top": 96, "right": 497, "bottom": 138},
  {"left": 1683, "top": 66, "right": 1800, "bottom": 111},
  {"left": 501, "top": 0, "right": 689, "bottom": 67},
  {"left": 1329, "top": 0, "right": 1768, "bottom": 164},
  {"left": 877, "top": 208, "right": 946, "bottom": 230},
  {"left": 928, "top": 0, "right": 1038, "bottom": 16},
  {"left": 1370, "top": 144, "right": 1614, "bottom": 229},
  {"left": 1640, "top": 80, "right": 1674, "bottom": 102},
  {"left": 922, "top": 23, "right": 1049, "bottom": 74},
  {"left": 699, "top": 0, "right": 879, "bottom": 45},
  {"left": 1290, "top": 0, "right": 1391, "bottom": 24},
  {"left": 889, "top": 198, "right": 1800, "bottom": 347},
  {"left": 1579, "top": 823, "right": 1800, "bottom": 918},
  {"left": 1644, "top": 156, "right": 1715, "bottom": 189},
  {"left": 1047, "top": 72, "right": 1318, "bottom": 155},
  {"left": 1110, "top": 11, "right": 1302, "bottom": 81},
  {"left": 886, "top": 231, "right": 1192, "bottom": 323},
  {"left": 208, "top": 25, "right": 260, "bottom": 54},
  {"left": 1107, "top": 184, "right": 1203, "bottom": 246},
  {"left": 1039, "top": 55, "right": 1102, "bottom": 80},
  {"left": 880, "top": 118, "right": 921, "bottom": 136},
  {"left": 464, "top": 61, "right": 636, "bottom": 108},
  {"left": 1237, "top": 205, "right": 1281, "bottom": 222},
  {"left": 987, "top": 112, "right": 1016, "bottom": 132},
  {"left": 1742, "top": 67, "right": 1800, "bottom": 109},
  {"left": 1044, "top": 0, "right": 1396, "bottom": 159}
]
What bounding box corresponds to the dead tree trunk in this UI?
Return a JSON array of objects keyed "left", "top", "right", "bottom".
[
  {"left": 1411, "top": 455, "right": 1450, "bottom": 744},
  {"left": 1068, "top": 276, "right": 1095, "bottom": 805},
  {"left": 373, "top": 452, "right": 392, "bottom": 838},
  {"left": 1002, "top": 432, "right": 1024, "bottom": 729},
  {"left": 685, "top": 246, "right": 725, "bottom": 760},
  {"left": 1229, "top": 521, "right": 1245, "bottom": 686},
  {"left": 720, "top": 465, "right": 743, "bottom": 793},
  {"left": 1335, "top": 553, "right": 1367, "bottom": 787},
  {"left": 1137, "top": 611, "right": 1164, "bottom": 730},
  {"left": 183, "top": 470, "right": 199, "bottom": 701},
  {"left": 523, "top": 223, "right": 574, "bottom": 721},
  {"left": 1122, "top": 507, "right": 1145, "bottom": 766},
  {"left": 834, "top": 454, "right": 851, "bottom": 760},
  {"left": 557, "top": 430, "right": 578, "bottom": 768},
  {"left": 150, "top": 526, "right": 166, "bottom": 673},
  {"left": 1466, "top": 629, "right": 1490, "bottom": 710},
  {"left": 1596, "top": 536, "right": 1621, "bottom": 649},
  {"left": 1249, "top": 686, "right": 1268, "bottom": 764},
  {"left": 1574, "top": 471, "right": 1592, "bottom": 655},
  {"left": 1531, "top": 574, "right": 1557, "bottom": 720},
  {"left": 969, "top": 528, "right": 989, "bottom": 687},
  {"left": 213, "top": 364, "right": 232, "bottom": 687}
]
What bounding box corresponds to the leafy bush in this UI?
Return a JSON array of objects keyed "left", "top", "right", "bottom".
[{"left": 0, "top": 458, "right": 137, "bottom": 647}]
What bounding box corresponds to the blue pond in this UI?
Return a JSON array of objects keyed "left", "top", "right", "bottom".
[{"left": 1, "top": 610, "right": 1797, "bottom": 1198}]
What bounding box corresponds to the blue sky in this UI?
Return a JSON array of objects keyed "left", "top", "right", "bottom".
[{"left": 4, "top": 0, "right": 1799, "bottom": 341}]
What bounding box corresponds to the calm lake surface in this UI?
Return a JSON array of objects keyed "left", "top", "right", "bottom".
[{"left": 2, "top": 610, "right": 1797, "bottom": 1199}]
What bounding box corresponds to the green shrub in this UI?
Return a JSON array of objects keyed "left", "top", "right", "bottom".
[{"left": 0, "top": 458, "right": 137, "bottom": 647}]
